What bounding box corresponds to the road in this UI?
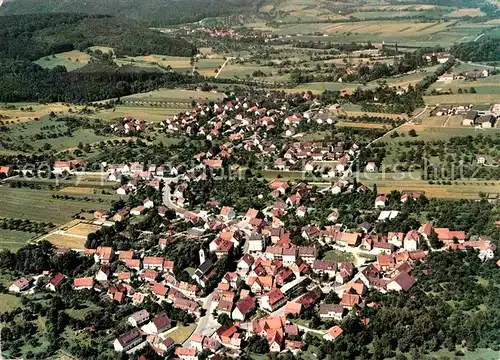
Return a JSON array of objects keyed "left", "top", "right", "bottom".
[
  {"left": 162, "top": 179, "right": 198, "bottom": 218},
  {"left": 183, "top": 296, "right": 220, "bottom": 346},
  {"left": 214, "top": 57, "right": 232, "bottom": 79},
  {"left": 474, "top": 33, "right": 484, "bottom": 42}
]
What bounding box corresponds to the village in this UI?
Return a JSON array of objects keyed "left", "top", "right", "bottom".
[{"left": 7, "top": 153, "right": 499, "bottom": 359}]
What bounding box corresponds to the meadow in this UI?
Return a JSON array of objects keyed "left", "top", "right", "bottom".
[
  {"left": 0, "top": 103, "right": 83, "bottom": 124},
  {"left": 424, "top": 94, "right": 500, "bottom": 105},
  {"left": 120, "top": 88, "right": 223, "bottom": 103},
  {"left": 34, "top": 50, "right": 91, "bottom": 71},
  {"left": 0, "top": 229, "right": 38, "bottom": 251},
  {"left": 0, "top": 187, "right": 118, "bottom": 225}
]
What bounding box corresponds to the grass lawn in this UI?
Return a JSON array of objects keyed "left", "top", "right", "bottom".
[
  {"left": 167, "top": 323, "right": 197, "bottom": 344},
  {"left": 0, "top": 293, "right": 22, "bottom": 312},
  {"left": 0, "top": 187, "right": 118, "bottom": 225},
  {"left": 65, "top": 302, "right": 101, "bottom": 320},
  {"left": 93, "top": 105, "right": 188, "bottom": 122},
  {"left": 324, "top": 250, "right": 355, "bottom": 262},
  {"left": 185, "top": 267, "right": 196, "bottom": 277},
  {"left": 0, "top": 229, "right": 38, "bottom": 251}
]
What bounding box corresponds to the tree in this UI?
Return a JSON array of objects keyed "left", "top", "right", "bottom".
[
  {"left": 408, "top": 129, "right": 417, "bottom": 137},
  {"left": 247, "top": 335, "right": 269, "bottom": 354},
  {"left": 217, "top": 313, "right": 232, "bottom": 326}
]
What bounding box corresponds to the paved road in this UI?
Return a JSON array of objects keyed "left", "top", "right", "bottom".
[
  {"left": 183, "top": 296, "right": 220, "bottom": 346},
  {"left": 162, "top": 179, "right": 198, "bottom": 218}
]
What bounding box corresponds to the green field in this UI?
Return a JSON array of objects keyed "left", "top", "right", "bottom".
[
  {"left": 428, "top": 74, "right": 500, "bottom": 95},
  {"left": 0, "top": 187, "right": 118, "bottom": 225},
  {"left": 424, "top": 93, "right": 500, "bottom": 105},
  {"left": 0, "top": 229, "right": 38, "bottom": 251},
  {"left": 324, "top": 250, "right": 355, "bottom": 262},
  {"left": 34, "top": 50, "right": 91, "bottom": 71},
  {"left": 2, "top": 115, "right": 120, "bottom": 154},
  {"left": 0, "top": 293, "right": 22, "bottom": 312},
  {"left": 120, "top": 88, "right": 223, "bottom": 103}
]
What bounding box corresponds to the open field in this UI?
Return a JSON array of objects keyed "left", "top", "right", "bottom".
[
  {"left": 43, "top": 233, "right": 86, "bottom": 250},
  {"left": 66, "top": 222, "right": 101, "bottom": 236},
  {"left": 0, "top": 103, "right": 84, "bottom": 124},
  {"left": 34, "top": 50, "right": 91, "bottom": 71},
  {"left": 196, "top": 58, "right": 226, "bottom": 76},
  {"left": 428, "top": 74, "right": 500, "bottom": 95},
  {"left": 115, "top": 54, "right": 192, "bottom": 72},
  {"left": 1, "top": 115, "right": 121, "bottom": 154},
  {"left": 121, "top": 89, "right": 223, "bottom": 102},
  {"left": 282, "top": 82, "right": 367, "bottom": 94},
  {"left": 336, "top": 121, "right": 388, "bottom": 129},
  {"left": 168, "top": 323, "right": 197, "bottom": 344},
  {"left": 324, "top": 250, "right": 355, "bottom": 262},
  {"left": 0, "top": 293, "right": 22, "bottom": 312},
  {"left": 0, "top": 229, "right": 38, "bottom": 251},
  {"left": 360, "top": 178, "right": 500, "bottom": 199},
  {"left": 58, "top": 186, "right": 96, "bottom": 195},
  {"left": 92, "top": 105, "right": 186, "bottom": 122},
  {"left": 0, "top": 187, "right": 118, "bottom": 225},
  {"left": 384, "top": 125, "right": 500, "bottom": 142}
]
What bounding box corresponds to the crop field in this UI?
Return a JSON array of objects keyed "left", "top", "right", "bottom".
[
  {"left": 282, "top": 82, "right": 366, "bottom": 94},
  {"left": 385, "top": 125, "right": 500, "bottom": 142},
  {"left": 66, "top": 222, "right": 101, "bottom": 237},
  {"left": 115, "top": 54, "right": 192, "bottom": 72},
  {"left": 0, "top": 187, "right": 117, "bottom": 225},
  {"left": 336, "top": 121, "right": 388, "bottom": 129},
  {"left": 0, "top": 229, "right": 38, "bottom": 250},
  {"left": 34, "top": 50, "right": 91, "bottom": 71},
  {"left": 428, "top": 74, "right": 500, "bottom": 95},
  {"left": 424, "top": 94, "right": 500, "bottom": 105},
  {"left": 93, "top": 105, "right": 186, "bottom": 122},
  {"left": 58, "top": 186, "right": 96, "bottom": 195},
  {"left": 196, "top": 58, "right": 226, "bottom": 76},
  {"left": 120, "top": 89, "right": 223, "bottom": 103},
  {"left": 0, "top": 103, "right": 84, "bottom": 124}
]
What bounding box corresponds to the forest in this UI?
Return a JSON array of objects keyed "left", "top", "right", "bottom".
[
  {"left": 0, "top": 0, "right": 263, "bottom": 26},
  {"left": 0, "top": 13, "right": 196, "bottom": 60},
  {"left": 451, "top": 37, "right": 500, "bottom": 62}
]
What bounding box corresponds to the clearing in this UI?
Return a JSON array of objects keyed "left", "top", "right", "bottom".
[
  {"left": 0, "top": 229, "right": 38, "bottom": 251},
  {"left": 34, "top": 50, "right": 91, "bottom": 71}
]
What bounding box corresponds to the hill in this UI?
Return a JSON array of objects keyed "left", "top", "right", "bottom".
[
  {"left": 0, "top": 13, "right": 196, "bottom": 60},
  {"left": 0, "top": 0, "right": 263, "bottom": 26}
]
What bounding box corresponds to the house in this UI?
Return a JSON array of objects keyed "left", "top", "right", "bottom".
[
  {"left": 173, "top": 297, "right": 201, "bottom": 316},
  {"left": 232, "top": 296, "right": 257, "bottom": 321},
  {"left": 260, "top": 288, "right": 287, "bottom": 312},
  {"left": 319, "top": 304, "right": 345, "bottom": 321},
  {"left": 191, "top": 333, "right": 205, "bottom": 352},
  {"left": 0, "top": 165, "right": 12, "bottom": 177},
  {"left": 237, "top": 254, "right": 254, "bottom": 275},
  {"left": 248, "top": 233, "right": 264, "bottom": 253},
  {"left": 341, "top": 293, "right": 361, "bottom": 309},
  {"left": 96, "top": 266, "right": 111, "bottom": 281},
  {"left": 323, "top": 326, "right": 343, "bottom": 342},
  {"left": 476, "top": 115, "right": 496, "bottom": 128},
  {"left": 128, "top": 309, "right": 150, "bottom": 327},
  {"left": 73, "top": 277, "right": 93, "bottom": 290},
  {"left": 156, "top": 337, "right": 175, "bottom": 356},
  {"left": 283, "top": 301, "right": 302, "bottom": 316},
  {"left": 46, "top": 273, "right": 65, "bottom": 291},
  {"left": 386, "top": 272, "right": 417, "bottom": 292},
  {"left": 298, "top": 246, "right": 318, "bottom": 264},
  {"left": 192, "top": 259, "right": 215, "bottom": 288},
  {"left": 95, "top": 246, "right": 115, "bottom": 264},
  {"left": 437, "top": 73, "right": 455, "bottom": 82},
  {"left": 130, "top": 206, "right": 146, "bottom": 216},
  {"left": 388, "top": 232, "right": 404, "bottom": 248},
  {"left": 174, "top": 347, "right": 198, "bottom": 360},
  {"left": 9, "top": 277, "right": 31, "bottom": 293},
  {"left": 245, "top": 208, "right": 260, "bottom": 221},
  {"left": 269, "top": 331, "right": 284, "bottom": 352},
  {"left": 143, "top": 199, "right": 154, "bottom": 209},
  {"left": 375, "top": 194, "right": 387, "bottom": 208},
  {"left": 404, "top": 230, "right": 420, "bottom": 251},
  {"left": 463, "top": 110, "right": 479, "bottom": 126},
  {"left": 312, "top": 260, "right": 336, "bottom": 278},
  {"left": 113, "top": 328, "right": 145, "bottom": 352},
  {"left": 144, "top": 313, "right": 171, "bottom": 334},
  {"left": 477, "top": 154, "right": 486, "bottom": 165},
  {"left": 365, "top": 162, "right": 376, "bottom": 172},
  {"left": 143, "top": 257, "right": 164, "bottom": 270},
  {"left": 337, "top": 232, "right": 360, "bottom": 247},
  {"left": 220, "top": 206, "right": 235, "bottom": 220}
]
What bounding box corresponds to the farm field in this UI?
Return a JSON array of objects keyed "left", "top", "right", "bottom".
[
  {"left": 427, "top": 74, "right": 500, "bottom": 95},
  {"left": 281, "top": 82, "right": 367, "bottom": 94},
  {"left": 93, "top": 105, "right": 187, "bottom": 122},
  {"left": 196, "top": 58, "right": 226, "bottom": 76},
  {"left": 115, "top": 54, "right": 192, "bottom": 72},
  {"left": 0, "top": 103, "right": 85, "bottom": 124},
  {"left": 42, "top": 233, "right": 87, "bottom": 249},
  {"left": 120, "top": 89, "right": 223, "bottom": 103},
  {"left": 0, "top": 187, "right": 118, "bottom": 225},
  {"left": 424, "top": 94, "right": 500, "bottom": 105},
  {"left": 385, "top": 125, "right": 500, "bottom": 142},
  {"left": 336, "top": 121, "right": 389, "bottom": 129},
  {"left": 34, "top": 50, "right": 91, "bottom": 71},
  {"left": 360, "top": 178, "right": 500, "bottom": 199},
  {"left": 0, "top": 229, "right": 38, "bottom": 251}
]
